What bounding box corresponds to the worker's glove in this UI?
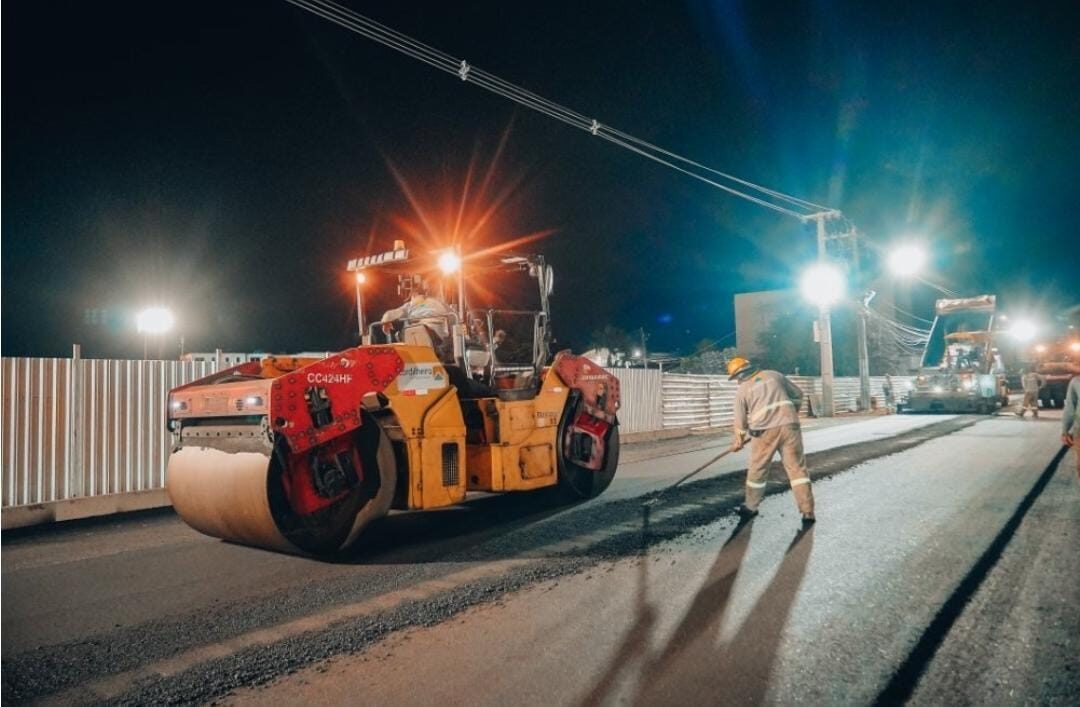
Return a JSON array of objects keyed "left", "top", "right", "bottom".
[
  {"left": 730, "top": 434, "right": 746, "bottom": 452},
  {"left": 1064, "top": 433, "right": 1075, "bottom": 448},
  {"left": 381, "top": 321, "right": 394, "bottom": 334}
]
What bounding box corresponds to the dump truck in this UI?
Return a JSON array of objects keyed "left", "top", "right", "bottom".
[
  {"left": 165, "top": 243, "right": 621, "bottom": 555},
  {"left": 1032, "top": 338, "right": 1080, "bottom": 409},
  {"left": 902, "top": 295, "right": 1007, "bottom": 414}
]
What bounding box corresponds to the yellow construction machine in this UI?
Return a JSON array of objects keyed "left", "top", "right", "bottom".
[{"left": 166, "top": 243, "right": 621, "bottom": 555}]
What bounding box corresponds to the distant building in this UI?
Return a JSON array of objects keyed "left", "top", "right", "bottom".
[{"left": 734, "top": 289, "right": 795, "bottom": 358}]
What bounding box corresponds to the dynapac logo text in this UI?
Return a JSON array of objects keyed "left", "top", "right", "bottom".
[{"left": 306, "top": 372, "right": 353, "bottom": 384}]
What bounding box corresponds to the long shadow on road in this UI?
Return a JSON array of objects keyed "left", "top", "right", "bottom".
[
  {"left": 579, "top": 517, "right": 814, "bottom": 707},
  {"left": 642, "top": 526, "right": 815, "bottom": 706}
]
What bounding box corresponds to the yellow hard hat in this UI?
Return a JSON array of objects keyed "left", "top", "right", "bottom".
[{"left": 726, "top": 356, "right": 752, "bottom": 380}]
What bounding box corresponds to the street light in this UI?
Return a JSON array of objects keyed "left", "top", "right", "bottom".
[
  {"left": 799, "top": 263, "right": 846, "bottom": 307},
  {"left": 887, "top": 243, "right": 927, "bottom": 278},
  {"left": 1009, "top": 320, "right": 1037, "bottom": 343},
  {"left": 800, "top": 261, "right": 845, "bottom": 416},
  {"left": 136, "top": 307, "right": 175, "bottom": 359}
]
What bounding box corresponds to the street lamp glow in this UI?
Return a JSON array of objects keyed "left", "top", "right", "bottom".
[
  {"left": 1034, "top": 344, "right": 1048, "bottom": 354},
  {"left": 1009, "top": 320, "right": 1037, "bottom": 342},
  {"left": 438, "top": 251, "right": 461, "bottom": 274},
  {"left": 799, "top": 263, "right": 846, "bottom": 307},
  {"left": 355, "top": 271, "right": 367, "bottom": 285},
  {"left": 136, "top": 307, "right": 175, "bottom": 335},
  {"left": 887, "top": 244, "right": 927, "bottom": 278}
]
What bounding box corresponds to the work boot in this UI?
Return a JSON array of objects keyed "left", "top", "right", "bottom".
[
  {"left": 1015, "top": 410, "right": 1024, "bottom": 418},
  {"left": 735, "top": 505, "right": 758, "bottom": 520},
  {"left": 1033, "top": 411, "right": 1039, "bottom": 418},
  {"left": 801, "top": 513, "right": 816, "bottom": 528}
]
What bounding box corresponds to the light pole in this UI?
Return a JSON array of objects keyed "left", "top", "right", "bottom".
[
  {"left": 800, "top": 261, "right": 845, "bottom": 417},
  {"left": 354, "top": 271, "right": 367, "bottom": 343},
  {"left": 135, "top": 307, "right": 175, "bottom": 360}
]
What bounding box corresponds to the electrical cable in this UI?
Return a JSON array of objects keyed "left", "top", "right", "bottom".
[{"left": 284, "top": 0, "right": 833, "bottom": 220}]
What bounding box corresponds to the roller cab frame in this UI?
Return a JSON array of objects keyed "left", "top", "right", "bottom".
[{"left": 166, "top": 244, "right": 620, "bottom": 556}]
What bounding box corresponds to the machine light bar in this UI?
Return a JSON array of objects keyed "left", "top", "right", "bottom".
[{"left": 347, "top": 248, "right": 409, "bottom": 271}]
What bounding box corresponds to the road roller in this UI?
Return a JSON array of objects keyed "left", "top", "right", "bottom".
[{"left": 166, "top": 244, "right": 621, "bottom": 555}]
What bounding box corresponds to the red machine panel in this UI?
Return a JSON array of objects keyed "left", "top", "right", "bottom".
[
  {"left": 553, "top": 353, "right": 620, "bottom": 422},
  {"left": 269, "top": 347, "right": 405, "bottom": 454}
]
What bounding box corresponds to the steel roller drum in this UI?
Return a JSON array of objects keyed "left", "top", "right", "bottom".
[{"left": 166, "top": 419, "right": 397, "bottom": 556}]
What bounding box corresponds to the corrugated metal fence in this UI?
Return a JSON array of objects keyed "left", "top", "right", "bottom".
[
  {"left": 662, "top": 373, "right": 913, "bottom": 430},
  {"left": 1, "top": 355, "right": 908, "bottom": 522},
  {"left": 2, "top": 356, "right": 214, "bottom": 509},
  {"left": 606, "top": 367, "right": 663, "bottom": 434}
]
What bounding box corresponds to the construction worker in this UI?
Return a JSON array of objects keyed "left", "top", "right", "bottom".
[
  {"left": 727, "top": 356, "right": 815, "bottom": 526},
  {"left": 882, "top": 374, "right": 896, "bottom": 414},
  {"left": 1016, "top": 368, "right": 1045, "bottom": 418},
  {"left": 381, "top": 278, "right": 452, "bottom": 344},
  {"left": 1062, "top": 376, "right": 1080, "bottom": 478}
]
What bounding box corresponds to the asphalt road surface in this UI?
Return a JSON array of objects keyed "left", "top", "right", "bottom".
[{"left": 3, "top": 412, "right": 1077, "bottom": 705}]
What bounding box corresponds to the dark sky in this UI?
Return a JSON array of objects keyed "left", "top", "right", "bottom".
[{"left": 4, "top": 0, "right": 1078, "bottom": 358}]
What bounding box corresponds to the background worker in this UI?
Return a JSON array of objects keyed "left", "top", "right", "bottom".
[
  {"left": 727, "top": 356, "right": 815, "bottom": 526},
  {"left": 1016, "top": 368, "right": 1046, "bottom": 418},
  {"left": 1062, "top": 375, "right": 1080, "bottom": 478},
  {"left": 882, "top": 374, "right": 896, "bottom": 414}
]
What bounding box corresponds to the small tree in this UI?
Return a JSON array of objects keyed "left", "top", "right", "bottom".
[{"left": 588, "top": 325, "right": 634, "bottom": 358}]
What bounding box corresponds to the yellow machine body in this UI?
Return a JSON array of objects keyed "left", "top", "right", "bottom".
[{"left": 166, "top": 346, "right": 617, "bottom": 556}]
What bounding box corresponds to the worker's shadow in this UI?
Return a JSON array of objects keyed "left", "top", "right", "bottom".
[
  {"left": 579, "top": 516, "right": 814, "bottom": 706},
  {"left": 636, "top": 524, "right": 815, "bottom": 706}
]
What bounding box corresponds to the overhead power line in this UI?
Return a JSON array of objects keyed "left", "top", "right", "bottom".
[{"left": 284, "top": 0, "right": 835, "bottom": 221}]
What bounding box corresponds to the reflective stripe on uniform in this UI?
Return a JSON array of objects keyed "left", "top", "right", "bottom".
[
  {"left": 790, "top": 477, "right": 811, "bottom": 486},
  {"left": 750, "top": 399, "right": 794, "bottom": 424},
  {"left": 746, "top": 480, "right": 767, "bottom": 489}
]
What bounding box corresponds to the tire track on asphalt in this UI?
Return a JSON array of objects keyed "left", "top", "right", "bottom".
[{"left": 3, "top": 417, "right": 979, "bottom": 704}]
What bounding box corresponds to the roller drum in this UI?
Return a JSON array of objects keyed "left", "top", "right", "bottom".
[{"left": 166, "top": 416, "right": 398, "bottom": 556}]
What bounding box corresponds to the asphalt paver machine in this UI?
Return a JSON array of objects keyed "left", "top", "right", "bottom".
[
  {"left": 166, "top": 243, "right": 620, "bottom": 555},
  {"left": 903, "top": 295, "right": 1008, "bottom": 414}
]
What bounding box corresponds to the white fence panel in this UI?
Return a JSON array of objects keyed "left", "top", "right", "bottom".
[
  {"left": 2, "top": 357, "right": 215, "bottom": 511},
  {"left": 605, "top": 368, "right": 662, "bottom": 434},
  {"left": 2, "top": 358, "right": 72, "bottom": 507}
]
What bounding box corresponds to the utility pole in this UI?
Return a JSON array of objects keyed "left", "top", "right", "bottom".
[
  {"left": 853, "top": 230, "right": 871, "bottom": 411},
  {"left": 857, "top": 304, "right": 871, "bottom": 410},
  {"left": 639, "top": 327, "right": 648, "bottom": 368},
  {"left": 815, "top": 215, "right": 835, "bottom": 417}
]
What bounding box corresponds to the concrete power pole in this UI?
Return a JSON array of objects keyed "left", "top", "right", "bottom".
[
  {"left": 853, "top": 230, "right": 871, "bottom": 411},
  {"left": 857, "top": 305, "right": 871, "bottom": 410},
  {"left": 815, "top": 215, "right": 835, "bottom": 417}
]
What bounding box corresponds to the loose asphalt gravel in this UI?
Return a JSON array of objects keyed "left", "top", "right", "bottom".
[{"left": 1, "top": 415, "right": 991, "bottom": 705}]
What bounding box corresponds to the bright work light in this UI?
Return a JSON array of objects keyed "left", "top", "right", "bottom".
[
  {"left": 799, "top": 263, "right": 846, "bottom": 308},
  {"left": 136, "top": 307, "right": 175, "bottom": 335},
  {"left": 1009, "top": 320, "right": 1037, "bottom": 342},
  {"left": 438, "top": 251, "right": 461, "bottom": 274},
  {"left": 887, "top": 244, "right": 926, "bottom": 278}
]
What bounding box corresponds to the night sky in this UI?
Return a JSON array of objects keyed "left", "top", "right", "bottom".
[{"left": 4, "top": 0, "right": 1078, "bottom": 359}]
